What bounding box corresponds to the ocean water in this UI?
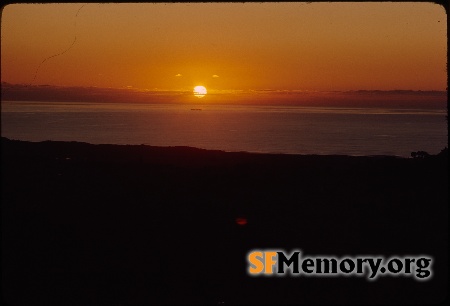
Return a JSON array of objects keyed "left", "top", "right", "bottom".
[{"left": 1, "top": 101, "right": 447, "bottom": 157}]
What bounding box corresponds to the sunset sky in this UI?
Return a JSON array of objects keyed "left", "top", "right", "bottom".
[{"left": 1, "top": 2, "right": 447, "bottom": 93}]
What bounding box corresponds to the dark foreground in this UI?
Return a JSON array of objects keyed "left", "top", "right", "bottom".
[{"left": 1, "top": 137, "right": 448, "bottom": 305}]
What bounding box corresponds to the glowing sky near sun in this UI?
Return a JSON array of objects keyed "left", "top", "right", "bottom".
[{"left": 1, "top": 3, "right": 447, "bottom": 91}]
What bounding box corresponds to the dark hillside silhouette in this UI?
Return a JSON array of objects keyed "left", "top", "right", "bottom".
[{"left": 1, "top": 137, "right": 448, "bottom": 304}]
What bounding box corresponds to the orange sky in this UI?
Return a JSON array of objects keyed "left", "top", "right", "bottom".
[{"left": 1, "top": 3, "right": 447, "bottom": 92}]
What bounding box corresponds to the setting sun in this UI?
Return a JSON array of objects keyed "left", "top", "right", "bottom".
[{"left": 193, "top": 86, "right": 207, "bottom": 98}]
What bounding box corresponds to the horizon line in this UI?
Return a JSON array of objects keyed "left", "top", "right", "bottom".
[{"left": 1, "top": 82, "right": 447, "bottom": 94}]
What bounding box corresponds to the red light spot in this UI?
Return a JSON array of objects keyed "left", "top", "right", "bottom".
[{"left": 236, "top": 217, "right": 247, "bottom": 226}]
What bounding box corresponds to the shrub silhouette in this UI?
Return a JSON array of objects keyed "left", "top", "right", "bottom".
[{"left": 411, "top": 150, "right": 431, "bottom": 159}]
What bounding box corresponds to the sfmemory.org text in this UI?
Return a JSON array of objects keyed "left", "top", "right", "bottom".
[{"left": 247, "top": 250, "right": 433, "bottom": 281}]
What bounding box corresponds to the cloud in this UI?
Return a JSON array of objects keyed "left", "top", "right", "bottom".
[
  {"left": 212, "top": 74, "right": 219, "bottom": 78},
  {"left": 175, "top": 73, "right": 182, "bottom": 77}
]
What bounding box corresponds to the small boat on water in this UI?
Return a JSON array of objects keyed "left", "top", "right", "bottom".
[{"left": 191, "top": 108, "right": 202, "bottom": 111}]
